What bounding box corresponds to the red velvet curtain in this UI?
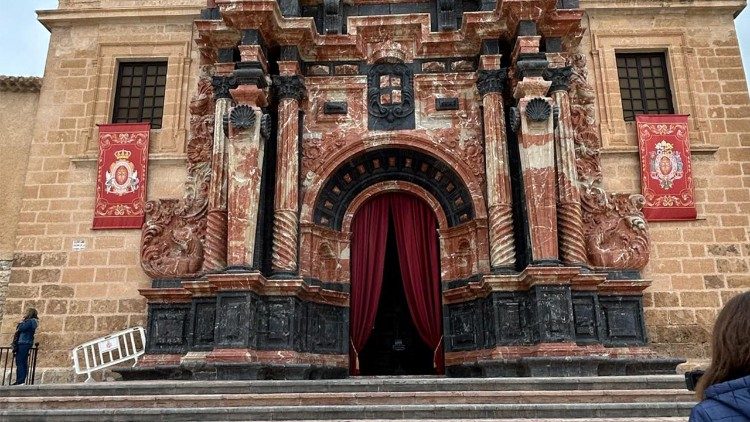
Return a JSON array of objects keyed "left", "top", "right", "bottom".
[
  {"left": 349, "top": 195, "right": 390, "bottom": 374},
  {"left": 349, "top": 193, "right": 444, "bottom": 375},
  {"left": 390, "top": 194, "right": 444, "bottom": 374}
]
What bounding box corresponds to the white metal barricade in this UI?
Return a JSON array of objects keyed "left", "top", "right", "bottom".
[{"left": 71, "top": 326, "right": 146, "bottom": 382}]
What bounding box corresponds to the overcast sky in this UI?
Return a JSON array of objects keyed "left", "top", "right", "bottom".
[{"left": 1, "top": 0, "right": 749, "bottom": 89}]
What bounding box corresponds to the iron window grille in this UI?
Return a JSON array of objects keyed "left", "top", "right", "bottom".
[
  {"left": 616, "top": 52, "right": 675, "bottom": 121},
  {"left": 112, "top": 61, "right": 168, "bottom": 129}
]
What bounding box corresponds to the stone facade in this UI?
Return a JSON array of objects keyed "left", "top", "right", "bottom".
[
  {"left": 0, "top": 0, "right": 747, "bottom": 382},
  {"left": 0, "top": 76, "right": 42, "bottom": 325}
]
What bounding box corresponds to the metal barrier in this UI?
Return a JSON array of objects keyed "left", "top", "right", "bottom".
[
  {"left": 71, "top": 326, "right": 146, "bottom": 383},
  {"left": 1, "top": 343, "right": 40, "bottom": 386}
]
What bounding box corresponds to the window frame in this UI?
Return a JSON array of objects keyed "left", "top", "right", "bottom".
[
  {"left": 615, "top": 52, "right": 675, "bottom": 122},
  {"left": 112, "top": 60, "right": 168, "bottom": 129}
]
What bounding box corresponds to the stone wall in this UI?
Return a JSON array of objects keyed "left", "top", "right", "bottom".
[
  {"left": 0, "top": 4, "right": 201, "bottom": 383},
  {"left": 582, "top": 0, "right": 750, "bottom": 362},
  {"left": 0, "top": 77, "right": 41, "bottom": 326}
]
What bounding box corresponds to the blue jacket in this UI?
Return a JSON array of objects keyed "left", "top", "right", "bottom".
[
  {"left": 15, "top": 318, "right": 38, "bottom": 345},
  {"left": 690, "top": 374, "right": 750, "bottom": 421}
]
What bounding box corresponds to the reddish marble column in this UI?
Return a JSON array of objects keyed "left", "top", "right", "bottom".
[
  {"left": 477, "top": 57, "right": 515, "bottom": 270},
  {"left": 271, "top": 71, "right": 306, "bottom": 275},
  {"left": 511, "top": 37, "right": 558, "bottom": 263},
  {"left": 203, "top": 76, "right": 237, "bottom": 272},
  {"left": 547, "top": 66, "right": 587, "bottom": 266},
  {"left": 226, "top": 84, "right": 268, "bottom": 267}
]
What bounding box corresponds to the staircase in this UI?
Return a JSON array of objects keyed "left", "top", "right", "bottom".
[{"left": 0, "top": 375, "right": 695, "bottom": 421}]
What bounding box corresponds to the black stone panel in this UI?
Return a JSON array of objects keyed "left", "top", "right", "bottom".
[
  {"left": 530, "top": 285, "right": 575, "bottom": 343},
  {"left": 599, "top": 296, "right": 647, "bottom": 346},
  {"left": 367, "top": 63, "right": 415, "bottom": 131},
  {"left": 572, "top": 293, "right": 600, "bottom": 344},
  {"left": 492, "top": 292, "right": 531, "bottom": 345},
  {"left": 435, "top": 97, "right": 460, "bottom": 111},
  {"left": 307, "top": 302, "right": 348, "bottom": 354},
  {"left": 146, "top": 304, "right": 190, "bottom": 354},
  {"left": 188, "top": 298, "right": 217, "bottom": 350},
  {"left": 277, "top": 0, "right": 300, "bottom": 16},
  {"left": 215, "top": 292, "right": 260, "bottom": 348},
  {"left": 258, "top": 297, "right": 300, "bottom": 350},
  {"left": 444, "top": 300, "right": 483, "bottom": 351}
]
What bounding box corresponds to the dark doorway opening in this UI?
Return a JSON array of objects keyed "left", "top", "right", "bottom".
[{"left": 358, "top": 218, "right": 435, "bottom": 376}]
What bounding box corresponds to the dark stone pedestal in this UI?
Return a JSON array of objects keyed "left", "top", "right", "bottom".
[{"left": 445, "top": 355, "right": 685, "bottom": 378}]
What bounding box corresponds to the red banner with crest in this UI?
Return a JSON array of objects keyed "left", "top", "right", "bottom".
[
  {"left": 636, "top": 115, "right": 697, "bottom": 221},
  {"left": 93, "top": 123, "right": 151, "bottom": 229}
]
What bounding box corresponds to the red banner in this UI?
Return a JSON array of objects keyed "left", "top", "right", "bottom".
[
  {"left": 93, "top": 123, "right": 150, "bottom": 229},
  {"left": 636, "top": 114, "right": 697, "bottom": 221}
]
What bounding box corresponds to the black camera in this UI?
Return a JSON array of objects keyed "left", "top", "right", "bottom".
[{"left": 685, "top": 369, "right": 705, "bottom": 391}]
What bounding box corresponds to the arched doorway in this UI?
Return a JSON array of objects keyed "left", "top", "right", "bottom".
[{"left": 349, "top": 192, "right": 444, "bottom": 375}]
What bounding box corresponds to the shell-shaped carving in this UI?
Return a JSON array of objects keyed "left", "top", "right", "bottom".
[
  {"left": 509, "top": 106, "right": 521, "bottom": 133},
  {"left": 230, "top": 104, "right": 256, "bottom": 130},
  {"left": 526, "top": 97, "right": 552, "bottom": 122}
]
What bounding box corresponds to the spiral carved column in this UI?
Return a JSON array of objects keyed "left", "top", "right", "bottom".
[
  {"left": 271, "top": 74, "right": 306, "bottom": 275},
  {"left": 547, "top": 66, "right": 587, "bottom": 266},
  {"left": 477, "top": 65, "right": 516, "bottom": 270},
  {"left": 202, "top": 76, "right": 236, "bottom": 272}
]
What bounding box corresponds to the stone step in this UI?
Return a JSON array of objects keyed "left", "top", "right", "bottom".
[
  {"left": 0, "top": 389, "right": 695, "bottom": 410},
  {"left": 0, "top": 375, "right": 688, "bottom": 397},
  {"left": 0, "top": 403, "right": 695, "bottom": 421}
]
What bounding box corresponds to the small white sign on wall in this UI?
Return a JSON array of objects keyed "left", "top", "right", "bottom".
[
  {"left": 98, "top": 337, "right": 119, "bottom": 353},
  {"left": 72, "top": 240, "right": 86, "bottom": 251}
]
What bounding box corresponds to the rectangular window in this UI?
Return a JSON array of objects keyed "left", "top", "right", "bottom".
[
  {"left": 112, "top": 61, "right": 168, "bottom": 129},
  {"left": 616, "top": 53, "right": 674, "bottom": 121}
]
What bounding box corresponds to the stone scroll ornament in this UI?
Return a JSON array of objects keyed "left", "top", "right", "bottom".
[
  {"left": 141, "top": 75, "right": 215, "bottom": 278},
  {"left": 636, "top": 114, "right": 697, "bottom": 221},
  {"left": 569, "top": 54, "right": 650, "bottom": 270},
  {"left": 93, "top": 123, "right": 151, "bottom": 229}
]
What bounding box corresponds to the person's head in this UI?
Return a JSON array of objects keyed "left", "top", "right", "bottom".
[
  {"left": 696, "top": 291, "right": 750, "bottom": 398},
  {"left": 24, "top": 308, "right": 38, "bottom": 320}
]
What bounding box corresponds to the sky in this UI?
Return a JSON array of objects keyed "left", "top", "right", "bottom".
[{"left": 0, "top": 1, "right": 749, "bottom": 88}]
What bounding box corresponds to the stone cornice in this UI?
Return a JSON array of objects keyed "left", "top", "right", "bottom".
[
  {"left": 37, "top": 6, "right": 200, "bottom": 30},
  {"left": 581, "top": 0, "right": 745, "bottom": 13},
  {"left": 199, "top": 0, "right": 584, "bottom": 61},
  {"left": 0, "top": 76, "right": 43, "bottom": 93}
]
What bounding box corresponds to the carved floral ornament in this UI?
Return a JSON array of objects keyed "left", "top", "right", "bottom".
[{"left": 567, "top": 53, "right": 651, "bottom": 270}]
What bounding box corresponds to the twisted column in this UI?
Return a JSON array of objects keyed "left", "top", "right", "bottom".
[
  {"left": 202, "top": 76, "right": 237, "bottom": 272},
  {"left": 546, "top": 66, "right": 587, "bottom": 266},
  {"left": 477, "top": 67, "right": 516, "bottom": 270},
  {"left": 271, "top": 74, "right": 306, "bottom": 275}
]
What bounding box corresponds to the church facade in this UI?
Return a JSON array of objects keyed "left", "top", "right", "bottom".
[{"left": 0, "top": 0, "right": 748, "bottom": 382}]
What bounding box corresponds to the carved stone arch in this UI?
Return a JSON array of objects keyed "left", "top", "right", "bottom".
[
  {"left": 341, "top": 181, "right": 449, "bottom": 233},
  {"left": 311, "top": 147, "right": 475, "bottom": 231},
  {"left": 301, "top": 133, "right": 487, "bottom": 225}
]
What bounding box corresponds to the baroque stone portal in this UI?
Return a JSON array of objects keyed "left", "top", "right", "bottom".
[{"left": 128, "top": 0, "right": 681, "bottom": 380}]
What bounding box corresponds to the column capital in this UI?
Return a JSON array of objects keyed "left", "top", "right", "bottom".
[
  {"left": 544, "top": 66, "right": 573, "bottom": 93},
  {"left": 272, "top": 75, "right": 306, "bottom": 102},
  {"left": 212, "top": 75, "right": 238, "bottom": 100},
  {"left": 476, "top": 68, "right": 508, "bottom": 96}
]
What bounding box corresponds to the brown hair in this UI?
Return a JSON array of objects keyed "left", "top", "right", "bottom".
[
  {"left": 696, "top": 291, "right": 750, "bottom": 398},
  {"left": 24, "top": 308, "right": 38, "bottom": 320}
]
